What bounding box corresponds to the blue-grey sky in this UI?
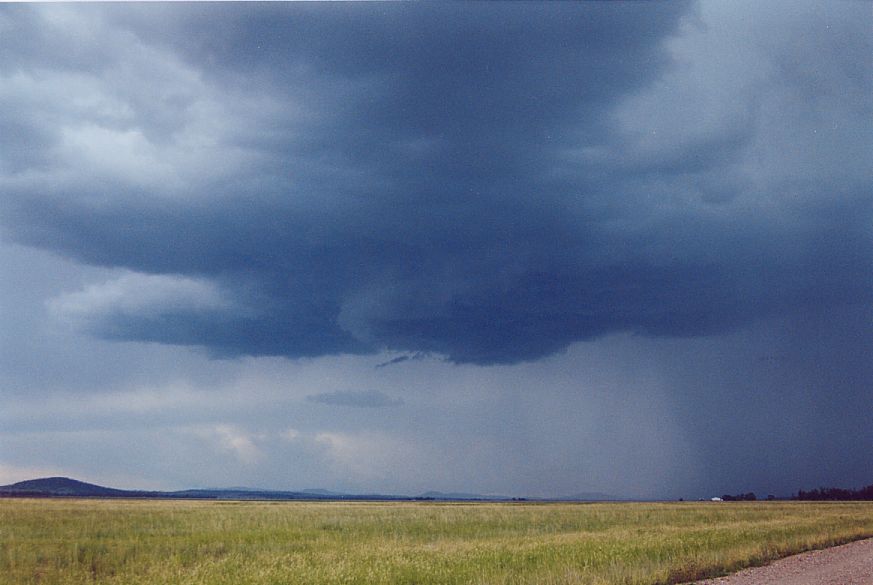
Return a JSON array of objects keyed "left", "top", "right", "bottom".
[{"left": 1, "top": 1, "right": 871, "bottom": 499}]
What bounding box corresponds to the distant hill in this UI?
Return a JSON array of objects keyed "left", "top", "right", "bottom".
[
  {"left": 169, "top": 488, "right": 324, "bottom": 501},
  {"left": 300, "top": 488, "right": 348, "bottom": 497},
  {"left": 0, "top": 476, "right": 621, "bottom": 502},
  {"left": 0, "top": 477, "right": 142, "bottom": 497},
  {"left": 0, "top": 477, "right": 404, "bottom": 501}
]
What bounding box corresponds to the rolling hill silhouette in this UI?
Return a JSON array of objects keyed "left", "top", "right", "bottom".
[
  {"left": 0, "top": 476, "right": 619, "bottom": 501},
  {"left": 0, "top": 477, "right": 141, "bottom": 497}
]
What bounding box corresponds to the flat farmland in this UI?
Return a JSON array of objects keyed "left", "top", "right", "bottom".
[{"left": 2, "top": 499, "right": 872, "bottom": 585}]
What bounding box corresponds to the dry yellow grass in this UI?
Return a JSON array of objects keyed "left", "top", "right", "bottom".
[{"left": 1, "top": 498, "right": 872, "bottom": 584}]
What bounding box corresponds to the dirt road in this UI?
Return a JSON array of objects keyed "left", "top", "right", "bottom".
[{"left": 689, "top": 537, "right": 873, "bottom": 584}]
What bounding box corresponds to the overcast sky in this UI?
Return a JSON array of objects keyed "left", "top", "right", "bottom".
[{"left": 1, "top": 1, "right": 871, "bottom": 499}]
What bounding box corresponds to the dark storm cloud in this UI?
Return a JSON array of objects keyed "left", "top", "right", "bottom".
[{"left": 1, "top": 2, "right": 871, "bottom": 364}]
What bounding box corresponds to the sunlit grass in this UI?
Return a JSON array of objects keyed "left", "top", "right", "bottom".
[{"left": 1, "top": 498, "right": 872, "bottom": 584}]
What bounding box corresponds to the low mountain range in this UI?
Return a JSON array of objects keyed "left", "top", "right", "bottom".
[
  {"left": 0, "top": 477, "right": 406, "bottom": 501},
  {"left": 0, "top": 477, "right": 619, "bottom": 502}
]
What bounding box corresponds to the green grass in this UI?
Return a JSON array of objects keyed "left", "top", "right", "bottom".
[{"left": 1, "top": 499, "right": 872, "bottom": 584}]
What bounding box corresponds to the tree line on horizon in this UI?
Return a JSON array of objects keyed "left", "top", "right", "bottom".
[
  {"left": 713, "top": 483, "right": 873, "bottom": 502},
  {"left": 792, "top": 483, "right": 873, "bottom": 501},
  {"left": 720, "top": 492, "right": 763, "bottom": 501}
]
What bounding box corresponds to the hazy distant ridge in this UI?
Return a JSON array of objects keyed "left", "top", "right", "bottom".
[
  {"left": 0, "top": 477, "right": 621, "bottom": 502},
  {"left": 0, "top": 477, "right": 402, "bottom": 500},
  {"left": 0, "top": 477, "right": 485, "bottom": 501},
  {"left": 0, "top": 477, "right": 143, "bottom": 497}
]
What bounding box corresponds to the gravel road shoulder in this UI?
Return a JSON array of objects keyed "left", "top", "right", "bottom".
[{"left": 688, "top": 537, "right": 873, "bottom": 585}]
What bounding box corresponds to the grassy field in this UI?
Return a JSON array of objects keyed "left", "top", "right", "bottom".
[{"left": 1, "top": 499, "right": 872, "bottom": 585}]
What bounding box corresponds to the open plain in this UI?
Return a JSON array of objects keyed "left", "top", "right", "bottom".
[{"left": 2, "top": 498, "right": 873, "bottom": 585}]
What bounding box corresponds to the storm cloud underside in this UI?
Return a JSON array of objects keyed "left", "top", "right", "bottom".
[{"left": 4, "top": 2, "right": 869, "bottom": 364}]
